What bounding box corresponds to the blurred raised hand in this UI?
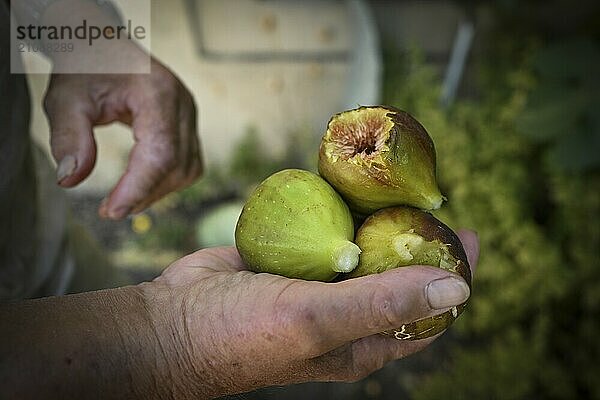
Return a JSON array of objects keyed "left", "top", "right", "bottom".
[{"left": 45, "top": 55, "right": 202, "bottom": 220}]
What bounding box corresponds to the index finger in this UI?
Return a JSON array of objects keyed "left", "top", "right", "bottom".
[{"left": 100, "top": 99, "right": 179, "bottom": 219}]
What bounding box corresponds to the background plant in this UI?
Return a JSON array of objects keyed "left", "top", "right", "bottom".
[{"left": 381, "top": 30, "right": 600, "bottom": 400}]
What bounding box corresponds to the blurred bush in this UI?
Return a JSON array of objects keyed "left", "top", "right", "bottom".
[
  {"left": 381, "top": 35, "right": 599, "bottom": 400},
  {"left": 516, "top": 38, "right": 600, "bottom": 172}
]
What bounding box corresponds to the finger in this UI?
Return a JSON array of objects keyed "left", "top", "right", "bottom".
[
  {"left": 174, "top": 89, "right": 202, "bottom": 180},
  {"left": 101, "top": 90, "right": 202, "bottom": 219},
  {"left": 303, "top": 333, "right": 439, "bottom": 383},
  {"left": 457, "top": 229, "right": 480, "bottom": 272},
  {"left": 100, "top": 99, "right": 179, "bottom": 219},
  {"left": 293, "top": 266, "right": 470, "bottom": 354},
  {"left": 44, "top": 84, "right": 97, "bottom": 187},
  {"left": 157, "top": 247, "right": 247, "bottom": 286},
  {"left": 126, "top": 171, "right": 191, "bottom": 215},
  {"left": 172, "top": 247, "right": 246, "bottom": 271},
  {"left": 347, "top": 333, "right": 436, "bottom": 378},
  {"left": 127, "top": 94, "right": 202, "bottom": 215}
]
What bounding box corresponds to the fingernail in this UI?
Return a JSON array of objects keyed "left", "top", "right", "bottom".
[
  {"left": 108, "top": 206, "right": 132, "bottom": 220},
  {"left": 57, "top": 155, "right": 77, "bottom": 183},
  {"left": 426, "top": 277, "right": 470, "bottom": 309}
]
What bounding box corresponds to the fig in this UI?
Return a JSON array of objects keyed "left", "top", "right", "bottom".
[
  {"left": 347, "top": 206, "right": 471, "bottom": 340},
  {"left": 235, "top": 169, "right": 361, "bottom": 281},
  {"left": 318, "top": 106, "right": 444, "bottom": 215}
]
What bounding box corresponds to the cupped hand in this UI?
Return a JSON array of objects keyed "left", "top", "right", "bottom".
[
  {"left": 44, "top": 58, "right": 202, "bottom": 220},
  {"left": 142, "top": 230, "right": 479, "bottom": 398}
]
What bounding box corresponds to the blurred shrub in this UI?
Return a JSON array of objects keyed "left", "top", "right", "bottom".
[
  {"left": 383, "top": 43, "right": 599, "bottom": 399},
  {"left": 133, "top": 214, "right": 190, "bottom": 251},
  {"left": 516, "top": 38, "right": 600, "bottom": 172}
]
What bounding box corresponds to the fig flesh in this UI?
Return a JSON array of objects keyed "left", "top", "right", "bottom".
[
  {"left": 318, "top": 106, "right": 444, "bottom": 215},
  {"left": 235, "top": 169, "right": 361, "bottom": 281},
  {"left": 348, "top": 206, "right": 471, "bottom": 340}
]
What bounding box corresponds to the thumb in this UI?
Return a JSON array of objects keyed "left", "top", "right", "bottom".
[
  {"left": 302, "top": 266, "right": 470, "bottom": 349},
  {"left": 45, "top": 92, "right": 97, "bottom": 187}
]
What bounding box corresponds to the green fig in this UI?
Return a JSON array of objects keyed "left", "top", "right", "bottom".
[
  {"left": 319, "top": 106, "right": 444, "bottom": 215},
  {"left": 347, "top": 206, "right": 471, "bottom": 340},
  {"left": 235, "top": 169, "right": 361, "bottom": 281}
]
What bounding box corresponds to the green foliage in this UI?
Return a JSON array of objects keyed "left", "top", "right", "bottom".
[
  {"left": 134, "top": 215, "right": 190, "bottom": 251},
  {"left": 516, "top": 38, "right": 600, "bottom": 171},
  {"left": 228, "top": 128, "right": 283, "bottom": 192},
  {"left": 382, "top": 47, "right": 599, "bottom": 398}
]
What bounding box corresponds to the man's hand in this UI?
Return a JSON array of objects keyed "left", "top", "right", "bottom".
[
  {"left": 0, "top": 230, "right": 477, "bottom": 399},
  {"left": 44, "top": 58, "right": 202, "bottom": 219},
  {"left": 142, "top": 230, "right": 479, "bottom": 398}
]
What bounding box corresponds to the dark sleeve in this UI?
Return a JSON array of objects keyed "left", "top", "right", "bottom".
[{"left": 0, "top": 2, "right": 39, "bottom": 300}]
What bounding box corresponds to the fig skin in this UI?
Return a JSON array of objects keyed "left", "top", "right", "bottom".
[
  {"left": 319, "top": 106, "right": 444, "bottom": 215},
  {"left": 347, "top": 206, "right": 471, "bottom": 340},
  {"left": 235, "top": 169, "right": 361, "bottom": 281}
]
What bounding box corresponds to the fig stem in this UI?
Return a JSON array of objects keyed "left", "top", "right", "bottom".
[
  {"left": 332, "top": 242, "right": 361, "bottom": 273},
  {"left": 426, "top": 194, "right": 444, "bottom": 210}
]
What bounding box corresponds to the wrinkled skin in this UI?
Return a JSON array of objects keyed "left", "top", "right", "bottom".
[
  {"left": 44, "top": 54, "right": 202, "bottom": 220},
  {"left": 0, "top": 232, "right": 477, "bottom": 399},
  {"left": 142, "top": 230, "right": 479, "bottom": 398}
]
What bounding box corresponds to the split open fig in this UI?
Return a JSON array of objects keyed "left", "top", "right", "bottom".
[
  {"left": 318, "top": 106, "right": 444, "bottom": 215},
  {"left": 347, "top": 206, "right": 471, "bottom": 340}
]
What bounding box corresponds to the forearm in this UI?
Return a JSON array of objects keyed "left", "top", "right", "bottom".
[{"left": 0, "top": 284, "right": 187, "bottom": 399}]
